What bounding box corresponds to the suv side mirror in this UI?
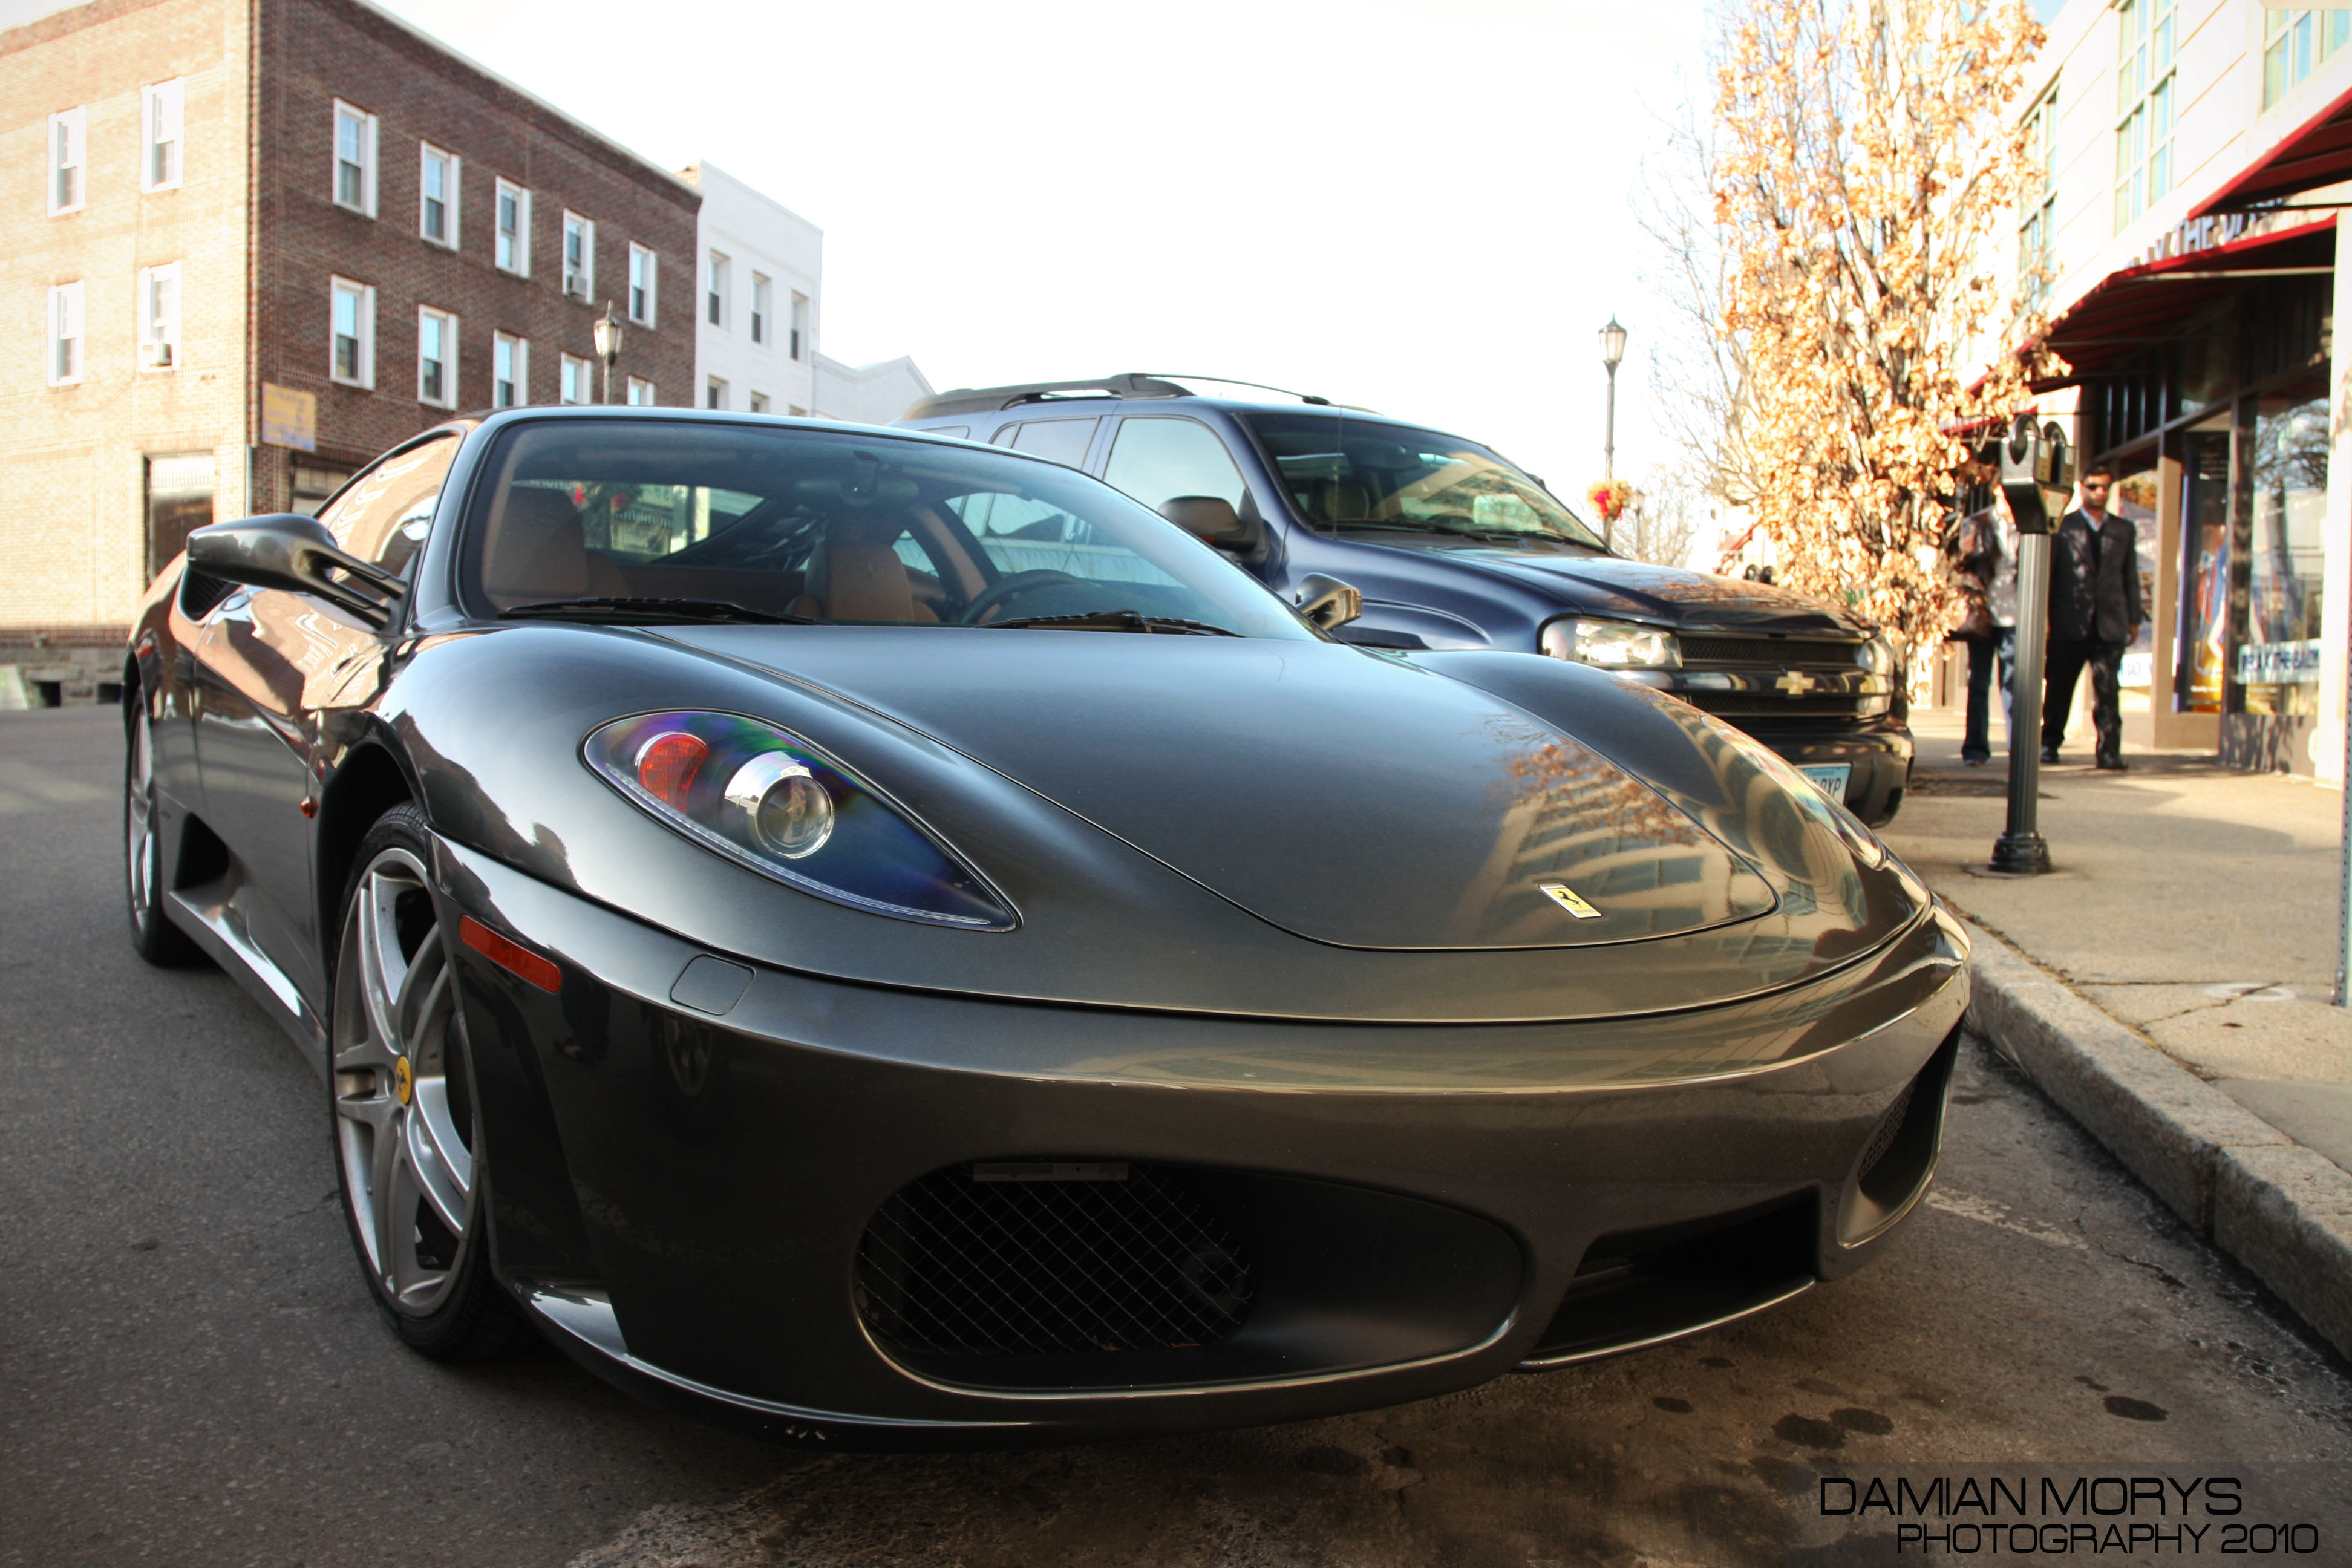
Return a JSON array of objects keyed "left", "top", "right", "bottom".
[
  {"left": 1293, "top": 573, "right": 1363, "bottom": 630},
  {"left": 185, "top": 513, "right": 405, "bottom": 629},
  {"left": 1161, "top": 494, "right": 1257, "bottom": 549}
]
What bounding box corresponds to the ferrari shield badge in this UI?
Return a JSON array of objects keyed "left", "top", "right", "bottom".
[{"left": 1538, "top": 882, "right": 1602, "bottom": 920}]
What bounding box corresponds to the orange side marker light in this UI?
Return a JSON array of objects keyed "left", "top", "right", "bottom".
[{"left": 459, "top": 915, "right": 562, "bottom": 993}]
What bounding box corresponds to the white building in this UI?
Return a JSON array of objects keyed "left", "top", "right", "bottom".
[
  {"left": 811, "top": 353, "right": 933, "bottom": 426},
  {"left": 680, "top": 161, "right": 820, "bottom": 416},
  {"left": 1971, "top": 1, "right": 2352, "bottom": 779}
]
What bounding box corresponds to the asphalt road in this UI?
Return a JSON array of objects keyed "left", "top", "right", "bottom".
[{"left": 5, "top": 704, "right": 2351, "bottom": 1568}]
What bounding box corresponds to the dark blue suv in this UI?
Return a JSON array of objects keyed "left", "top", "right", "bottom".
[{"left": 895, "top": 375, "right": 1912, "bottom": 824}]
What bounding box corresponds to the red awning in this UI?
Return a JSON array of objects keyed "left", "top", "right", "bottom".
[
  {"left": 2196, "top": 80, "right": 2352, "bottom": 215},
  {"left": 2031, "top": 214, "right": 2336, "bottom": 390}
]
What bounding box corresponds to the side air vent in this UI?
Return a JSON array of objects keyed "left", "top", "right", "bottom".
[{"left": 856, "top": 1160, "right": 1255, "bottom": 1359}]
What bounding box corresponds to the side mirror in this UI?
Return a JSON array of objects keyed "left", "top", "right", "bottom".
[
  {"left": 1293, "top": 573, "right": 1363, "bottom": 631},
  {"left": 185, "top": 513, "right": 405, "bottom": 628},
  {"left": 1160, "top": 494, "right": 1267, "bottom": 558}
]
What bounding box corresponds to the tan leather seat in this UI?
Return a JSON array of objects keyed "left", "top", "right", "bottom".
[
  {"left": 482, "top": 487, "right": 624, "bottom": 602},
  {"left": 789, "top": 516, "right": 938, "bottom": 622},
  {"left": 1311, "top": 477, "right": 1373, "bottom": 523}
]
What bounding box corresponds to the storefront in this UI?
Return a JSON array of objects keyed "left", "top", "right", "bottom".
[{"left": 2041, "top": 212, "right": 2337, "bottom": 772}]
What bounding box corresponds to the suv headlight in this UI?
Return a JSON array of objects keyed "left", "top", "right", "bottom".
[
  {"left": 1541, "top": 618, "right": 1682, "bottom": 670},
  {"left": 1856, "top": 635, "right": 1895, "bottom": 674},
  {"left": 585, "top": 711, "right": 1016, "bottom": 929}
]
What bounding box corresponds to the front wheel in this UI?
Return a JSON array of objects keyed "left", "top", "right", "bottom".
[
  {"left": 125, "top": 694, "right": 201, "bottom": 966},
  {"left": 330, "top": 805, "right": 529, "bottom": 1360}
]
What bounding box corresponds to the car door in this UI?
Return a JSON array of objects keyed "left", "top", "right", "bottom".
[{"left": 191, "top": 434, "right": 457, "bottom": 1004}]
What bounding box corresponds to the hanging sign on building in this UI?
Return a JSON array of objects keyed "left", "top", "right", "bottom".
[{"left": 260, "top": 383, "right": 316, "bottom": 453}]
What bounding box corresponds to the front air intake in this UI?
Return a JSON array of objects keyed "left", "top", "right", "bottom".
[{"left": 855, "top": 1160, "right": 1255, "bottom": 1359}]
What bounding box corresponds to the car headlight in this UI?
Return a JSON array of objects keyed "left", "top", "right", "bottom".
[
  {"left": 1540, "top": 618, "right": 1681, "bottom": 670},
  {"left": 585, "top": 711, "right": 1015, "bottom": 929},
  {"left": 1856, "top": 635, "right": 1895, "bottom": 674}
]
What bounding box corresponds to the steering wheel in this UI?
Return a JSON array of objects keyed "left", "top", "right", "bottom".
[{"left": 958, "top": 570, "right": 1086, "bottom": 625}]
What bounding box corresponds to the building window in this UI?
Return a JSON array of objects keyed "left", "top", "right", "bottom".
[
  {"left": 562, "top": 211, "right": 594, "bottom": 300},
  {"left": 48, "top": 108, "right": 85, "bottom": 215},
  {"left": 417, "top": 306, "right": 457, "bottom": 407},
  {"left": 330, "top": 275, "right": 374, "bottom": 388},
  {"left": 626, "top": 376, "right": 654, "bottom": 406},
  {"left": 2265, "top": 9, "right": 2352, "bottom": 110},
  {"left": 749, "top": 391, "right": 769, "bottom": 413},
  {"left": 493, "top": 332, "right": 527, "bottom": 408},
  {"left": 788, "top": 405, "right": 806, "bottom": 417},
  {"left": 2019, "top": 87, "right": 2057, "bottom": 308},
  {"left": 420, "top": 144, "right": 459, "bottom": 247},
  {"left": 560, "top": 352, "right": 592, "bottom": 405},
  {"left": 628, "top": 243, "right": 656, "bottom": 325},
  {"left": 2112, "top": 0, "right": 2175, "bottom": 233},
  {"left": 47, "top": 281, "right": 83, "bottom": 385},
  {"left": 706, "top": 251, "right": 728, "bottom": 327},
  {"left": 750, "top": 273, "right": 771, "bottom": 345},
  {"left": 138, "top": 263, "right": 181, "bottom": 370},
  {"left": 706, "top": 376, "right": 728, "bottom": 410},
  {"left": 146, "top": 453, "right": 215, "bottom": 581},
  {"left": 143, "top": 79, "right": 183, "bottom": 192},
  {"left": 789, "top": 292, "right": 808, "bottom": 361},
  {"left": 333, "top": 99, "right": 377, "bottom": 215},
  {"left": 495, "top": 179, "right": 531, "bottom": 275}
]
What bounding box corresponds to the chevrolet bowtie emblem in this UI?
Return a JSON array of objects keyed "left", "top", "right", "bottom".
[
  {"left": 1539, "top": 882, "right": 1603, "bottom": 919},
  {"left": 1775, "top": 668, "right": 1817, "bottom": 696}
]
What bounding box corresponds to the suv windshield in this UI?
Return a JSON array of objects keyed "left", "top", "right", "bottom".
[
  {"left": 1245, "top": 413, "right": 1604, "bottom": 550},
  {"left": 460, "top": 420, "right": 1316, "bottom": 639}
]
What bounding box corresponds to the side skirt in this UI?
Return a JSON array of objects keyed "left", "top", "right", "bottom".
[{"left": 166, "top": 881, "right": 329, "bottom": 1078}]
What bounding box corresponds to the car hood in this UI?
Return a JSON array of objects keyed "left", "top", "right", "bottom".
[
  {"left": 1433, "top": 549, "right": 1869, "bottom": 635},
  {"left": 664, "top": 629, "right": 1778, "bottom": 951}
]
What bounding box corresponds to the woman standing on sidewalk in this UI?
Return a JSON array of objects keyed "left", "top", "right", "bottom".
[{"left": 1947, "top": 503, "right": 2019, "bottom": 766}]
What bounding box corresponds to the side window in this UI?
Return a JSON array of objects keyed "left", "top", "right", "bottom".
[
  {"left": 316, "top": 435, "right": 460, "bottom": 575},
  {"left": 1103, "top": 417, "right": 1248, "bottom": 513},
  {"left": 1000, "top": 417, "right": 1097, "bottom": 469}
]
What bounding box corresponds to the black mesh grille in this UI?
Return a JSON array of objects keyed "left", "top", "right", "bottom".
[
  {"left": 856, "top": 1161, "right": 1255, "bottom": 1357},
  {"left": 1681, "top": 636, "right": 1864, "bottom": 668},
  {"left": 1859, "top": 1082, "right": 1916, "bottom": 1181},
  {"left": 1684, "top": 691, "right": 1877, "bottom": 718}
]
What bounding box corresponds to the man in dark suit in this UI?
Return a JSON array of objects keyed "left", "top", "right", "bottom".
[{"left": 2042, "top": 466, "right": 2145, "bottom": 770}]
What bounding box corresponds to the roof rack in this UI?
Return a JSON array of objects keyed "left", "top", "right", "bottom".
[
  {"left": 902, "top": 374, "right": 1195, "bottom": 420},
  {"left": 901, "top": 373, "right": 1352, "bottom": 420}
]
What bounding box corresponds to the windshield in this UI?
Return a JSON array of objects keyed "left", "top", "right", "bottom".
[
  {"left": 459, "top": 420, "right": 1318, "bottom": 639},
  {"left": 1244, "top": 413, "right": 1606, "bottom": 550}
]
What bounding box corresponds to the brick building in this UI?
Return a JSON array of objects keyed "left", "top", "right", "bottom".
[{"left": 0, "top": 0, "right": 699, "bottom": 704}]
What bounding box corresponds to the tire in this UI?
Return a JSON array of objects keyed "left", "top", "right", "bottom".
[
  {"left": 330, "top": 803, "right": 530, "bottom": 1361},
  {"left": 125, "top": 690, "right": 203, "bottom": 967}
]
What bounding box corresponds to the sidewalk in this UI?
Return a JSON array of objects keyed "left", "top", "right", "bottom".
[{"left": 1883, "top": 705, "right": 2352, "bottom": 1354}]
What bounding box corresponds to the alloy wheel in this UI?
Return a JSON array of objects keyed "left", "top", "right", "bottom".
[
  {"left": 126, "top": 707, "right": 157, "bottom": 917},
  {"left": 333, "top": 848, "right": 477, "bottom": 1316}
]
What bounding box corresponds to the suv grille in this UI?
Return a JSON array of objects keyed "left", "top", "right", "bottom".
[
  {"left": 1680, "top": 635, "right": 1863, "bottom": 668},
  {"left": 855, "top": 1161, "right": 1255, "bottom": 1358},
  {"left": 1684, "top": 691, "right": 1880, "bottom": 719}
]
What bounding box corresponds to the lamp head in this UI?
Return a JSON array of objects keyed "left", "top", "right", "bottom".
[
  {"left": 1599, "top": 316, "right": 1628, "bottom": 370},
  {"left": 592, "top": 301, "right": 623, "bottom": 363}
]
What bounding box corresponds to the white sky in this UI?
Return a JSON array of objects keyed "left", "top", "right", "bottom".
[{"left": 377, "top": 0, "right": 1709, "bottom": 494}]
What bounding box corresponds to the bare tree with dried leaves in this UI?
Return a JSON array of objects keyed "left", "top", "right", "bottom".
[{"left": 1710, "top": 0, "right": 2050, "bottom": 666}]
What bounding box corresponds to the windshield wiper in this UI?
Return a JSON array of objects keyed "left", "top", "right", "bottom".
[
  {"left": 983, "top": 609, "right": 1240, "bottom": 636},
  {"left": 1323, "top": 517, "right": 1589, "bottom": 548},
  {"left": 498, "top": 596, "right": 812, "bottom": 626}
]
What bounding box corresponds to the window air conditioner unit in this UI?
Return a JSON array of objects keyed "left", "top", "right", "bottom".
[
  {"left": 566, "top": 272, "right": 589, "bottom": 299},
  {"left": 140, "top": 341, "right": 174, "bottom": 368}
]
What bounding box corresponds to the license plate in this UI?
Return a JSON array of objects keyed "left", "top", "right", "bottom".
[{"left": 1797, "top": 763, "right": 1852, "bottom": 802}]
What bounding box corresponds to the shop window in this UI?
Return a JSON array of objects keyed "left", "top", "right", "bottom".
[
  {"left": 2239, "top": 393, "right": 2328, "bottom": 715},
  {"left": 2111, "top": 465, "right": 2162, "bottom": 703},
  {"left": 2112, "top": 0, "right": 2175, "bottom": 234},
  {"left": 2177, "top": 431, "right": 2230, "bottom": 715},
  {"left": 2265, "top": 9, "right": 2352, "bottom": 111},
  {"left": 146, "top": 452, "right": 214, "bottom": 580}
]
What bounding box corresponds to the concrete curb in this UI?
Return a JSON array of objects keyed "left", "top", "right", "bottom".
[{"left": 1959, "top": 918, "right": 2352, "bottom": 1362}]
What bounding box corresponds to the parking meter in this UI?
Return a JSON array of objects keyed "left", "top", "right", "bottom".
[{"left": 1988, "top": 415, "right": 2073, "bottom": 876}]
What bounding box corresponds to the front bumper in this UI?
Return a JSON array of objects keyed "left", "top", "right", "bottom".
[
  {"left": 1742, "top": 716, "right": 1915, "bottom": 825},
  {"left": 434, "top": 835, "right": 1967, "bottom": 1449}
]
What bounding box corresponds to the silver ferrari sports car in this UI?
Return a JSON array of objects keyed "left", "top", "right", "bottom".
[{"left": 125, "top": 407, "right": 1966, "bottom": 1448}]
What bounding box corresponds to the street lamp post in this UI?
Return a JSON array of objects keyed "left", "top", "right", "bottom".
[
  {"left": 1599, "top": 316, "right": 1627, "bottom": 480},
  {"left": 592, "top": 301, "right": 624, "bottom": 405}
]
